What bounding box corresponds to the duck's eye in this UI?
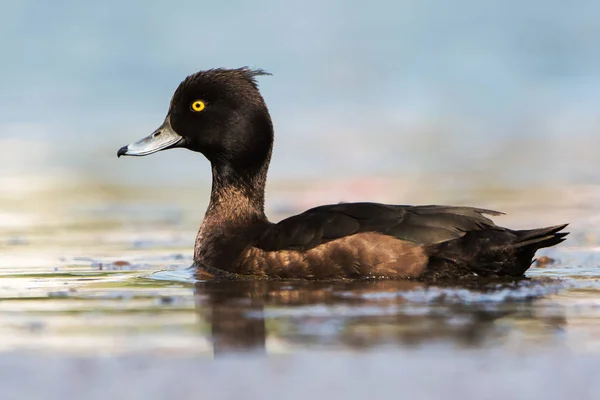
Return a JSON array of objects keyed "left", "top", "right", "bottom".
[{"left": 191, "top": 100, "right": 205, "bottom": 112}]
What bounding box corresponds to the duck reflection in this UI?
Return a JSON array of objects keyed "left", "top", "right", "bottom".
[{"left": 193, "top": 278, "right": 566, "bottom": 356}]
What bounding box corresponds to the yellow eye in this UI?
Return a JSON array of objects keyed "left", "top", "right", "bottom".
[{"left": 191, "top": 100, "right": 205, "bottom": 112}]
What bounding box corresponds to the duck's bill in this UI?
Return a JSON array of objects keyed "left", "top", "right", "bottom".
[{"left": 117, "top": 117, "right": 183, "bottom": 157}]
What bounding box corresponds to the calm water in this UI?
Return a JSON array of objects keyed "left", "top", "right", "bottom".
[{"left": 2, "top": 181, "right": 600, "bottom": 398}]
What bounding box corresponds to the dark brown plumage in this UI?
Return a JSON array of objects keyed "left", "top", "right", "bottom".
[{"left": 117, "top": 67, "right": 569, "bottom": 281}]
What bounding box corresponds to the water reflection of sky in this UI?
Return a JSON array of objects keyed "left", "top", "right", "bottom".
[{"left": 2, "top": 1, "right": 600, "bottom": 186}]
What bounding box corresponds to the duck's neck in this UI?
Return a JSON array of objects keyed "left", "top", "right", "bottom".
[
  {"left": 194, "top": 159, "right": 271, "bottom": 264},
  {"left": 207, "top": 161, "right": 269, "bottom": 223}
]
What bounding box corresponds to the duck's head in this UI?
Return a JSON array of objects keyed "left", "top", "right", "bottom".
[{"left": 118, "top": 67, "right": 273, "bottom": 172}]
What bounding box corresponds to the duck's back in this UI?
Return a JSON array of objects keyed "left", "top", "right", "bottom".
[
  {"left": 230, "top": 203, "right": 567, "bottom": 281},
  {"left": 258, "top": 203, "right": 502, "bottom": 250}
]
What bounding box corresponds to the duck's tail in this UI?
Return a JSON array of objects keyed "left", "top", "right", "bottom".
[
  {"left": 424, "top": 223, "right": 569, "bottom": 280},
  {"left": 507, "top": 223, "right": 569, "bottom": 275},
  {"left": 511, "top": 224, "right": 569, "bottom": 251}
]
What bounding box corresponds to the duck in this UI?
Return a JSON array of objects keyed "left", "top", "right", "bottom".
[{"left": 117, "top": 67, "right": 568, "bottom": 281}]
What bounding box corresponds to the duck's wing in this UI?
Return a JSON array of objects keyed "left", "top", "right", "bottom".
[{"left": 256, "top": 202, "right": 504, "bottom": 251}]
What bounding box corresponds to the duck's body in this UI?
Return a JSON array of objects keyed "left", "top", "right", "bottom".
[
  {"left": 196, "top": 201, "right": 566, "bottom": 281},
  {"left": 118, "top": 67, "right": 568, "bottom": 281}
]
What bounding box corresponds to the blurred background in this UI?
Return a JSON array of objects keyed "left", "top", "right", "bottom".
[{"left": 3, "top": 0, "right": 600, "bottom": 188}]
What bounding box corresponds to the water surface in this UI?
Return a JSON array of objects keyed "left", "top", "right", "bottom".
[{"left": 2, "top": 182, "right": 600, "bottom": 398}]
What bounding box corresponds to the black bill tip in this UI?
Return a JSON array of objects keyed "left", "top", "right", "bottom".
[{"left": 117, "top": 145, "right": 128, "bottom": 158}]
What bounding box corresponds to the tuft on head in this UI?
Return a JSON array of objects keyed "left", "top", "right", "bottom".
[
  {"left": 197, "top": 66, "right": 271, "bottom": 88},
  {"left": 237, "top": 67, "right": 272, "bottom": 85}
]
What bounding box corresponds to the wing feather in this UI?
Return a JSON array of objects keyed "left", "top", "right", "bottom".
[{"left": 256, "top": 202, "right": 504, "bottom": 251}]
